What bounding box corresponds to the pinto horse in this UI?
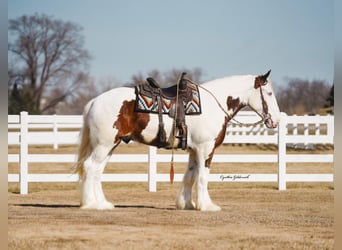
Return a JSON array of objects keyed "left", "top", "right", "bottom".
[{"left": 76, "top": 70, "right": 280, "bottom": 211}]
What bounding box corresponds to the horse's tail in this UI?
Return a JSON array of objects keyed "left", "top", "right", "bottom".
[{"left": 75, "top": 99, "right": 94, "bottom": 179}]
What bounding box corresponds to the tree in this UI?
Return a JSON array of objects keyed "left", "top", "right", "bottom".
[
  {"left": 276, "top": 79, "right": 332, "bottom": 115},
  {"left": 324, "top": 85, "right": 334, "bottom": 108},
  {"left": 56, "top": 76, "right": 120, "bottom": 115},
  {"left": 8, "top": 77, "right": 31, "bottom": 114},
  {"left": 319, "top": 84, "right": 334, "bottom": 115},
  {"left": 128, "top": 67, "right": 204, "bottom": 87},
  {"left": 8, "top": 14, "right": 91, "bottom": 114}
]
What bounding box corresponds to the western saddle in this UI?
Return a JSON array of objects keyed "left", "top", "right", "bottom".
[{"left": 134, "top": 72, "right": 196, "bottom": 149}]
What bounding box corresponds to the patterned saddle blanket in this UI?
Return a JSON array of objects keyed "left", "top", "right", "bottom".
[{"left": 134, "top": 80, "right": 201, "bottom": 115}]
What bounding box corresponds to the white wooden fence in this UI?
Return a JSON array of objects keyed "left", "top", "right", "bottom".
[{"left": 8, "top": 111, "right": 334, "bottom": 194}]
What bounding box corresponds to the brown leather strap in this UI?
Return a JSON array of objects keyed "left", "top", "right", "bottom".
[
  {"left": 156, "top": 95, "right": 167, "bottom": 145},
  {"left": 259, "top": 85, "right": 269, "bottom": 117}
]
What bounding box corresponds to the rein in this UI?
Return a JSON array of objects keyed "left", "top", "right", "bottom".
[
  {"left": 184, "top": 78, "right": 269, "bottom": 127},
  {"left": 169, "top": 73, "right": 185, "bottom": 184}
]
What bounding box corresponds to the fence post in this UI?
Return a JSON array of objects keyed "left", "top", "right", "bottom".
[
  {"left": 53, "top": 114, "right": 58, "bottom": 149},
  {"left": 278, "top": 112, "right": 287, "bottom": 190},
  {"left": 329, "top": 114, "right": 334, "bottom": 142},
  {"left": 20, "top": 111, "right": 29, "bottom": 195},
  {"left": 303, "top": 114, "right": 309, "bottom": 148},
  {"left": 148, "top": 146, "right": 157, "bottom": 192}
]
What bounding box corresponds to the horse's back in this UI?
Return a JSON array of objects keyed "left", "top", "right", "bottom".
[{"left": 87, "top": 87, "right": 134, "bottom": 115}]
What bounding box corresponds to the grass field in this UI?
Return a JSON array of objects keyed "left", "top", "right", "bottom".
[{"left": 8, "top": 144, "right": 334, "bottom": 249}]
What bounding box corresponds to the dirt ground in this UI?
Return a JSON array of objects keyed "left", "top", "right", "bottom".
[
  {"left": 8, "top": 182, "right": 333, "bottom": 250},
  {"left": 8, "top": 144, "right": 334, "bottom": 249}
]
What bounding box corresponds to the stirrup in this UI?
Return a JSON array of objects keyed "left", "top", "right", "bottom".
[{"left": 175, "top": 124, "right": 187, "bottom": 150}]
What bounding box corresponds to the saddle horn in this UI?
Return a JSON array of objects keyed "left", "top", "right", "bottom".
[
  {"left": 146, "top": 77, "right": 161, "bottom": 88},
  {"left": 178, "top": 72, "right": 187, "bottom": 90}
]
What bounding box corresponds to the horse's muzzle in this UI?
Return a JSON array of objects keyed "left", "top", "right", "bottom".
[{"left": 265, "top": 118, "right": 278, "bottom": 129}]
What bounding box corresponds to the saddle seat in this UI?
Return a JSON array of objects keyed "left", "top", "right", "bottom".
[{"left": 146, "top": 77, "right": 188, "bottom": 99}]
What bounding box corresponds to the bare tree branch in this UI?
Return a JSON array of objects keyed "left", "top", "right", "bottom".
[
  {"left": 8, "top": 14, "right": 91, "bottom": 114},
  {"left": 275, "top": 78, "right": 332, "bottom": 115},
  {"left": 128, "top": 67, "right": 204, "bottom": 87}
]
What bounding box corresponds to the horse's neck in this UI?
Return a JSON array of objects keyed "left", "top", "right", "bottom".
[{"left": 202, "top": 75, "right": 252, "bottom": 113}]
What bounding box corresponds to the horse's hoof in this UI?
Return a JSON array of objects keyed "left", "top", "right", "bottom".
[
  {"left": 97, "top": 201, "right": 114, "bottom": 210},
  {"left": 176, "top": 200, "right": 195, "bottom": 210},
  {"left": 80, "top": 203, "right": 98, "bottom": 209},
  {"left": 185, "top": 201, "right": 196, "bottom": 210},
  {"left": 80, "top": 201, "right": 114, "bottom": 210},
  {"left": 198, "top": 203, "right": 222, "bottom": 212}
]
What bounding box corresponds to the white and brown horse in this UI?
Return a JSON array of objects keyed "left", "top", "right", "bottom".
[{"left": 76, "top": 70, "right": 280, "bottom": 211}]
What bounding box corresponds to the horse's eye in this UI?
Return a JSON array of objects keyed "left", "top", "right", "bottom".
[{"left": 267, "top": 92, "right": 273, "bottom": 96}]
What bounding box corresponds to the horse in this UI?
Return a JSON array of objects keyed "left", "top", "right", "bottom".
[{"left": 75, "top": 70, "right": 281, "bottom": 211}]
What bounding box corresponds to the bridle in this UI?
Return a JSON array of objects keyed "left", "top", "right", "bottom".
[
  {"left": 240, "top": 81, "right": 271, "bottom": 127},
  {"left": 185, "top": 78, "right": 271, "bottom": 127}
]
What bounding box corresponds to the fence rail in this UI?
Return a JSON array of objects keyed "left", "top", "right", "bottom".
[{"left": 8, "top": 111, "right": 334, "bottom": 194}]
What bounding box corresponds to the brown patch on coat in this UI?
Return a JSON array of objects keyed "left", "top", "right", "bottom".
[
  {"left": 227, "top": 96, "right": 241, "bottom": 111},
  {"left": 226, "top": 96, "right": 246, "bottom": 118},
  {"left": 205, "top": 116, "right": 229, "bottom": 168},
  {"left": 113, "top": 100, "right": 150, "bottom": 144},
  {"left": 205, "top": 96, "right": 247, "bottom": 168}
]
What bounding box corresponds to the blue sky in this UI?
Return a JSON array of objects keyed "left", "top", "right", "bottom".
[{"left": 8, "top": 0, "right": 334, "bottom": 87}]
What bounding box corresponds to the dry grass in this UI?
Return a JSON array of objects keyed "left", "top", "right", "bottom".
[{"left": 8, "top": 144, "right": 334, "bottom": 249}]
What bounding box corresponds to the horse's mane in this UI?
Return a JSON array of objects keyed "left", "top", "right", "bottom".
[{"left": 202, "top": 74, "right": 253, "bottom": 85}]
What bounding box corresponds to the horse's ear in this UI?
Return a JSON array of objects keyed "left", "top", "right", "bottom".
[
  {"left": 254, "top": 69, "right": 271, "bottom": 89},
  {"left": 263, "top": 69, "right": 271, "bottom": 79}
]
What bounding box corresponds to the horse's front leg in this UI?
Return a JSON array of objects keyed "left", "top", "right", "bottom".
[
  {"left": 194, "top": 145, "right": 221, "bottom": 211},
  {"left": 176, "top": 149, "right": 197, "bottom": 210},
  {"left": 195, "top": 165, "right": 221, "bottom": 211}
]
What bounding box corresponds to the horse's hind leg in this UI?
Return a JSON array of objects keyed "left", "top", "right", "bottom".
[
  {"left": 176, "top": 149, "right": 197, "bottom": 210},
  {"left": 80, "top": 144, "right": 114, "bottom": 210}
]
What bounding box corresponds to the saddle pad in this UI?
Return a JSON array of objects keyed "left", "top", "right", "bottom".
[{"left": 134, "top": 81, "right": 201, "bottom": 115}]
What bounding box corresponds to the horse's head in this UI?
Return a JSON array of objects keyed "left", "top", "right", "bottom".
[{"left": 248, "top": 70, "right": 280, "bottom": 128}]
